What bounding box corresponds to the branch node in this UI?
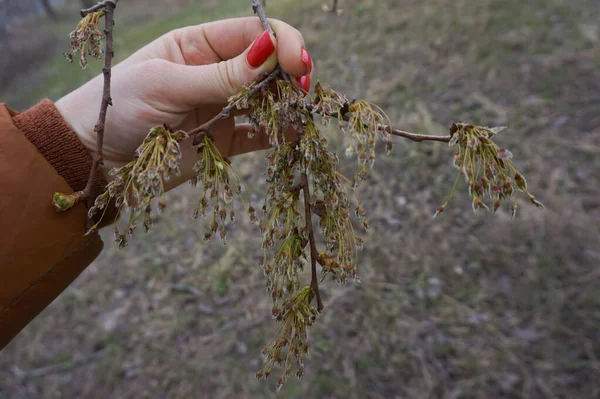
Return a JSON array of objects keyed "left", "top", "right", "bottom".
[{"left": 80, "top": 0, "right": 119, "bottom": 17}]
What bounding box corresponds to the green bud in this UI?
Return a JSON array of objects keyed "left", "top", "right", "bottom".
[{"left": 52, "top": 192, "right": 78, "bottom": 212}]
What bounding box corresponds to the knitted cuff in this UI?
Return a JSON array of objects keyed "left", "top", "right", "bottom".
[
  {"left": 12, "top": 99, "right": 116, "bottom": 226},
  {"left": 12, "top": 99, "right": 108, "bottom": 193}
]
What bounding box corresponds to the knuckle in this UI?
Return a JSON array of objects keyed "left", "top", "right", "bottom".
[
  {"left": 270, "top": 19, "right": 304, "bottom": 44},
  {"left": 143, "top": 58, "right": 171, "bottom": 76},
  {"left": 168, "top": 27, "right": 183, "bottom": 43},
  {"left": 216, "top": 60, "right": 239, "bottom": 97}
]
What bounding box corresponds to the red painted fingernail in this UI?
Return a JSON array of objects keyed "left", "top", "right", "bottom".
[
  {"left": 301, "top": 47, "right": 313, "bottom": 73},
  {"left": 296, "top": 75, "right": 311, "bottom": 92},
  {"left": 247, "top": 31, "right": 275, "bottom": 68}
]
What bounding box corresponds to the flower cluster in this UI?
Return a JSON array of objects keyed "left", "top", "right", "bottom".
[
  {"left": 64, "top": 11, "right": 105, "bottom": 69},
  {"left": 236, "top": 79, "right": 366, "bottom": 386},
  {"left": 300, "top": 118, "right": 363, "bottom": 282},
  {"left": 234, "top": 81, "right": 307, "bottom": 306},
  {"left": 312, "top": 83, "right": 393, "bottom": 188},
  {"left": 192, "top": 135, "right": 243, "bottom": 243},
  {"left": 312, "top": 82, "right": 349, "bottom": 124},
  {"left": 88, "top": 125, "right": 187, "bottom": 246},
  {"left": 435, "top": 123, "right": 544, "bottom": 218},
  {"left": 254, "top": 82, "right": 307, "bottom": 305},
  {"left": 234, "top": 80, "right": 305, "bottom": 146},
  {"left": 255, "top": 286, "right": 318, "bottom": 390},
  {"left": 261, "top": 142, "right": 305, "bottom": 304},
  {"left": 342, "top": 101, "right": 393, "bottom": 187}
]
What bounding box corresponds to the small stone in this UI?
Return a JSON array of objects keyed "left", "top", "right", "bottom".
[{"left": 395, "top": 196, "right": 407, "bottom": 207}]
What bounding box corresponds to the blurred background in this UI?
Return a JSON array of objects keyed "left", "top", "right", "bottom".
[{"left": 1, "top": 0, "right": 599, "bottom": 398}]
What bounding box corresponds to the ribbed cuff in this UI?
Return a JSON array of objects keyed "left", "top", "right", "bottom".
[
  {"left": 12, "top": 99, "right": 116, "bottom": 226},
  {"left": 12, "top": 99, "right": 107, "bottom": 194}
]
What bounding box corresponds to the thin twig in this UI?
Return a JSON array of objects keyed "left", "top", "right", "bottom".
[
  {"left": 383, "top": 126, "right": 452, "bottom": 143},
  {"left": 189, "top": 69, "right": 281, "bottom": 144},
  {"left": 294, "top": 118, "right": 324, "bottom": 311},
  {"left": 249, "top": 0, "right": 293, "bottom": 84},
  {"left": 305, "top": 103, "right": 452, "bottom": 143},
  {"left": 80, "top": 0, "right": 119, "bottom": 17},
  {"left": 301, "top": 172, "right": 324, "bottom": 312},
  {"left": 251, "top": 0, "right": 274, "bottom": 35},
  {"left": 73, "top": 1, "right": 117, "bottom": 219}
]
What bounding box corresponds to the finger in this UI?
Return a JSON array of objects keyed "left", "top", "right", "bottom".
[
  {"left": 270, "top": 19, "right": 313, "bottom": 78},
  {"left": 169, "top": 17, "right": 312, "bottom": 78},
  {"left": 129, "top": 17, "right": 315, "bottom": 108},
  {"left": 139, "top": 32, "right": 278, "bottom": 108}
]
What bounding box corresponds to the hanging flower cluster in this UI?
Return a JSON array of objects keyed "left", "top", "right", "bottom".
[
  {"left": 313, "top": 83, "right": 393, "bottom": 188},
  {"left": 88, "top": 125, "right": 187, "bottom": 247},
  {"left": 64, "top": 11, "right": 105, "bottom": 69},
  {"left": 192, "top": 134, "right": 243, "bottom": 243},
  {"left": 300, "top": 119, "right": 363, "bottom": 283},
  {"left": 255, "top": 286, "right": 318, "bottom": 391},
  {"left": 435, "top": 123, "right": 544, "bottom": 218}
]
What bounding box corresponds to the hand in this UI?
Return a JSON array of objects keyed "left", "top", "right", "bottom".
[{"left": 56, "top": 17, "right": 313, "bottom": 190}]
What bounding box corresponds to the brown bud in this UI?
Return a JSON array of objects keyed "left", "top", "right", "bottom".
[
  {"left": 493, "top": 200, "right": 501, "bottom": 214},
  {"left": 311, "top": 200, "right": 327, "bottom": 218},
  {"left": 433, "top": 205, "right": 445, "bottom": 219},
  {"left": 514, "top": 173, "right": 528, "bottom": 192},
  {"left": 449, "top": 122, "right": 459, "bottom": 136}
]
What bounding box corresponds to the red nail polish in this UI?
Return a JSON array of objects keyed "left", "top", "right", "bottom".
[
  {"left": 301, "top": 47, "right": 313, "bottom": 73},
  {"left": 247, "top": 31, "right": 275, "bottom": 68},
  {"left": 296, "top": 75, "right": 311, "bottom": 92}
]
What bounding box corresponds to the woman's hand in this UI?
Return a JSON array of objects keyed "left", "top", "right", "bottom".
[{"left": 56, "top": 17, "right": 313, "bottom": 190}]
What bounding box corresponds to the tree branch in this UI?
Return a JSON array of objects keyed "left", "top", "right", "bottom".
[
  {"left": 185, "top": 0, "right": 445, "bottom": 312},
  {"left": 72, "top": 0, "right": 116, "bottom": 214},
  {"left": 80, "top": 0, "right": 119, "bottom": 17},
  {"left": 384, "top": 126, "right": 452, "bottom": 143}
]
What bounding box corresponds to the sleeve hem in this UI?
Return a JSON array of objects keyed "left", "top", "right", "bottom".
[{"left": 11, "top": 99, "right": 108, "bottom": 194}]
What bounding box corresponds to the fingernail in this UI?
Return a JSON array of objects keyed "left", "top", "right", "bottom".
[
  {"left": 296, "top": 75, "right": 311, "bottom": 92},
  {"left": 301, "top": 47, "right": 313, "bottom": 74},
  {"left": 247, "top": 31, "right": 275, "bottom": 68}
]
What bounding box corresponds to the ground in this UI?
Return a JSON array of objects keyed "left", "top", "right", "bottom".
[{"left": 1, "top": 0, "right": 599, "bottom": 398}]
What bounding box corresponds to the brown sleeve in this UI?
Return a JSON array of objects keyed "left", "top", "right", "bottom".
[
  {"left": 11, "top": 99, "right": 108, "bottom": 197},
  {"left": 0, "top": 102, "right": 104, "bottom": 349}
]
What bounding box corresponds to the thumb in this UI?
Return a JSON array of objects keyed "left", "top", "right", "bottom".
[{"left": 163, "top": 31, "right": 278, "bottom": 107}]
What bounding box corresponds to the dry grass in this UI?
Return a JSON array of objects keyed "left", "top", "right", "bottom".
[{"left": 2, "top": 0, "right": 600, "bottom": 398}]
